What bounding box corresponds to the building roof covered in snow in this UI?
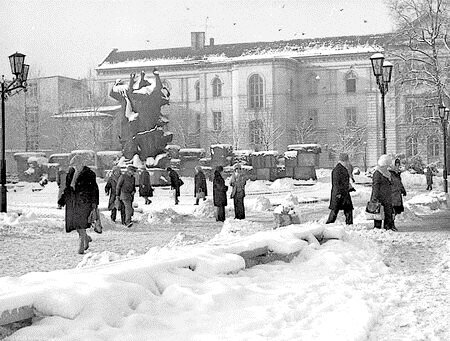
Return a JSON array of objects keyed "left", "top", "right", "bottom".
[{"left": 97, "top": 33, "right": 395, "bottom": 71}]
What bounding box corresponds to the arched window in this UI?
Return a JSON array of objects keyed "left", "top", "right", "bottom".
[
  {"left": 248, "top": 74, "right": 264, "bottom": 109},
  {"left": 428, "top": 136, "right": 440, "bottom": 157},
  {"left": 249, "top": 119, "right": 263, "bottom": 145},
  {"left": 406, "top": 136, "right": 418, "bottom": 157},
  {"left": 306, "top": 73, "right": 319, "bottom": 95},
  {"left": 194, "top": 81, "right": 200, "bottom": 101},
  {"left": 212, "top": 77, "right": 222, "bottom": 97},
  {"left": 345, "top": 70, "right": 357, "bottom": 93}
]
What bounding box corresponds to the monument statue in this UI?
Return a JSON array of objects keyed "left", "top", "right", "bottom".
[{"left": 110, "top": 69, "right": 173, "bottom": 167}]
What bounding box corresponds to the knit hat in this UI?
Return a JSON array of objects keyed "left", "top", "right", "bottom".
[
  {"left": 69, "top": 154, "right": 88, "bottom": 167},
  {"left": 377, "top": 154, "right": 392, "bottom": 167}
]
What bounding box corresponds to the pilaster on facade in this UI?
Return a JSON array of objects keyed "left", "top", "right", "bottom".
[{"left": 366, "top": 91, "right": 380, "bottom": 167}]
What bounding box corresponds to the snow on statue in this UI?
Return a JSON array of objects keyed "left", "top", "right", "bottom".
[{"left": 110, "top": 68, "right": 173, "bottom": 165}]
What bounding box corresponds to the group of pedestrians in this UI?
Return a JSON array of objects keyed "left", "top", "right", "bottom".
[{"left": 326, "top": 153, "right": 407, "bottom": 231}]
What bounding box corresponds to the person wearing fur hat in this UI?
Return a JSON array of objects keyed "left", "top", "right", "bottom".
[
  {"left": 326, "top": 152, "right": 354, "bottom": 225},
  {"left": 58, "top": 154, "right": 99, "bottom": 254},
  {"left": 116, "top": 165, "right": 137, "bottom": 227},
  {"left": 371, "top": 154, "right": 396, "bottom": 231},
  {"left": 105, "top": 166, "right": 125, "bottom": 224},
  {"left": 194, "top": 165, "right": 207, "bottom": 205},
  {"left": 389, "top": 158, "right": 407, "bottom": 220}
]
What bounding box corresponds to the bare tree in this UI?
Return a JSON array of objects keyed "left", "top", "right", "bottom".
[
  {"left": 331, "top": 124, "right": 367, "bottom": 160},
  {"left": 293, "top": 117, "right": 318, "bottom": 143},
  {"left": 252, "top": 108, "right": 285, "bottom": 151}
]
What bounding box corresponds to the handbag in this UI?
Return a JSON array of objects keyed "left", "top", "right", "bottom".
[
  {"left": 196, "top": 191, "right": 205, "bottom": 199},
  {"left": 365, "top": 200, "right": 384, "bottom": 220},
  {"left": 88, "top": 207, "right": 103, "bottom": 234}
]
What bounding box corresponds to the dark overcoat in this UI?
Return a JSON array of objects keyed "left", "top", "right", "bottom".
[
  {"left": 371, "top": 170, "right": 392, "bottom": 206},
  {"left": 425, "top": 168, "right": 434, "bottom": 185},
  {"left": 328, "top": 162, "right": 353, "bottom": 210},
  {"left": 62, "top": 166, "right": 99, "bottom": 233},
  {"left": 169, "top": 169, "right": 181, "bottom": 197},
  {"left": 105, "top": 174, "right": 119, "bottom": 210},
  {"left": 389, "top": 169, "right": 406, "bottom": 211},
  {"left": 117, "top": 173, "right": 136, "bottom": 201},
  {"left": 194, "top": 171, "right": 208, "bottom": 197},
  {"left": 213, "top": 171, "right": 228, "bottom": 207},
  {"left": 139, "top": 170, "right": 154, "bottom": 197}
]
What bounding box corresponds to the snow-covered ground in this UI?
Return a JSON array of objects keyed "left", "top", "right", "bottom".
[{"left": 0, "top": 169, "right": 449, "bottom": 340}]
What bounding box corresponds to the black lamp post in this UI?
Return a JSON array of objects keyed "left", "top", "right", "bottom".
[
  {"left": 438, "top": 104, "right": 449, "bottom": 193},
  {"left": 1, "top": 52, "right": 29, "bottom": 212},
  {"left": 370, "top": 53, "right": 393, "bottom": 155}
]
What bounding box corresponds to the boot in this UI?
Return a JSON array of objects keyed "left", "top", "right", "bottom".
[
  {"left": 78, "top": 237, "right": 85, "bottom": 254},
  {"left": 84, "top": 235, "right": 92, "bottom": 251}
]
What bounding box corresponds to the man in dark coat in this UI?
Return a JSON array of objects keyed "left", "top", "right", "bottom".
[
  {"left": 194, "top": 166, "right": 208, "bottom": 205},
  {"left": 213, "top": 166, "right": 228, "bottom": 222},
  {"left": 105, "top": 166, "right": 125, "bottom": 223},
  {"left": 139, "top": 167, "right": 154, "bottom": 205},
  {"left": 425, "top": 166, "right": 434, "bottom": 190},
  {"left": 117, "top": 165, "right": 137, "bottom": 227},
  {"left": 326, "top": 153, "right": 353, "bottom": 225},
  {"left": 167, "top": 167, "right": 182, "bottom": 205},
  {"left": 58, "top": 155, "right": 99, "bottom": 254}
]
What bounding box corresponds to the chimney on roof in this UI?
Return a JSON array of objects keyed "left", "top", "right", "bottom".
[
  {"left": 191, "top": 32, "right": 205, "bottom": 50},
  {"left": 209, "top": 38, "right": 215, "bottom": 47}
]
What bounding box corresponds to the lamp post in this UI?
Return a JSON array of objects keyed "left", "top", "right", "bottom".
[
  {"left": 438, "top": 105, "right": 449, "bottom": 193},
  {"left": 1, "top": 52, "right": 29, "bottom": 213},
  {"left": 370, "top": 53, "right": 393, "bottom": 155}
]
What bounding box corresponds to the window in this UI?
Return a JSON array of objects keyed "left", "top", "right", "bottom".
[
  {"left": 26, "top": 82, "right": 38, "bottom": 98},
  {"left": 25, "top": 106, "right": 39, "bottom": 151},
  {"left": 428, "top": 136, "right": 440, "bottom": 157},
  {"left": 406, "top": 136, "right": 418, "bottom": 157},
  {"left": 306, "top": 73, "right": 319, "bottom": 95},
  {"left": 249, "top": 119, "right": 263, "bottom": 145},
  {"left": 345, "top": 107, "right": 357, "bottom": 125},
  {"left": 212, "top": 77, "right": 222, "bottom": 97},
  {"left": 289, "top": 78, "right": 294, "bottom": 100},
  {"left": 212, "top": 111, "right": 222, "bottom": 131},
  {"left": 248, "top": 74, "right": 264, "bottom": 109},
  {"left": 308, "top": 109, "right": 318, "bottom": 126},
  {"left": 194, "top": 81, "right": 200, "bottom": 101},
  {"left": 345, "top": 70, "right": 357, "bottom": 93},
  {"left": 196, "top": 113, "right": 201, "bottom": 132}
]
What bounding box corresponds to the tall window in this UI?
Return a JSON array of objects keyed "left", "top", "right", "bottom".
[
  {"left": 406, "top": 136, "right": 418, "bottom": 157},
  {"left": 213, "top": 111, "right": 222, "bottom": 131},
  {"left": 345, "top": 107, "right": 357, "bottom": 125},
  {"left": 212, "top": 77, "right": 222, "bottom": 97},
  {"left": 308, "top": 109, "right": 318, "bottom": 126},
  {"left": 196, "top": 113, "right": 201, "bottom": 133},
  {"left": 306, "top": 73, "right": 319, "bottom": 95},
  {"left": 249, "top": 119, "right": 263, "bottom": 144},
  {"left": 345, "top": 71, "right": 357, "bottom": 93},
  {"left": 248, "top": 74, "right": 264, "bottom": 109},
  {"left": 26, "top": 82, "right": 38, "bottom": 98},
  {"left": 195, "top": 81, "right": 200, "bottom": 101},
  {"left": 289, "top": 78, "right": 294, "bottom": 100},
  {"left": 428, "top": 136, "right": 440, "bottom": 157}
]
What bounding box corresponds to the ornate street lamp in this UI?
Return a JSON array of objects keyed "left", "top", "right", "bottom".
[
  {"left": 370, "top": 53, "right": 393, "bottom": 155},
  {"left": 438, "top": 105, "right": 449, "bottom": 193},
  {"left": 1, "top": 52, "right": 29, "bottom": 212}
]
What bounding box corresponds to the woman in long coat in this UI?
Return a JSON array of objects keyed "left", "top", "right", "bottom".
[
  {"left": 59, "top": 155, "right": 99, "bottom": 254},
  {"left": 213, "top": 166, "right": 228, "bottom": 222},
  {"left": 389, "top": 158, "right": 407, "bottom": 219},
  {"left": 167, "top": 167, "right": 182, "bottom": 205},
  {"left": 371, "top": 154, "right": 396, "bottom": 231},
  {"left": 326, "top": 153, "right": 353, "bottom": 225},
  {"left": 194, "top": 166, "right": 208, "bottom": 205},
  {"left": 105, "top": 166, "right": 124, "bottom": 223},
  {"left": 139, "top": 167, "right": 154, "bottom": 205}
]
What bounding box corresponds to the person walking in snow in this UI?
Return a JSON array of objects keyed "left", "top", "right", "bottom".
[
  {"left": 229, "top": 163, "right": 247, "bottom": 219},
  {"left": 167, "top": 167, "right": 182, "bottom": 205},
  {"left": 326, "top": 152, "right": 354, "bottom": 225},
  {"left": 139, "top": 166, "right": 154, "bottom": 205},
  {"left": 371, "top": 154, "right": 396, "bottom": 231},
  {"left": 194, "top": 165, "right": 208, "bottom": 205},
  {"left": 116, "top": 165, "right": 137, "bottom": 227},
  {"left": 105, "top": 166, "right": 125, "bottom": 224},
  {"left": 389, "top": 158, "right": 407, "bottom": 220},
  {"left": 425, "top": 165, "right": 434, "bottom": 191},
  {"left": 213, "top": 166, "right": 228, "bottom": 222},
  {"left": 58, "top": 155, "right": 99, "bottom": 254}
]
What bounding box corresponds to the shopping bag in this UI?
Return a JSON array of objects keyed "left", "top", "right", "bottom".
[{"left": 365, "top": 201, "right": 384, "bottom": 220}]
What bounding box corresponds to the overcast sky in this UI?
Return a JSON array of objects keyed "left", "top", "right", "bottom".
[{"left": 0, "top": 0, "right": 394, "bottom": 79}]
